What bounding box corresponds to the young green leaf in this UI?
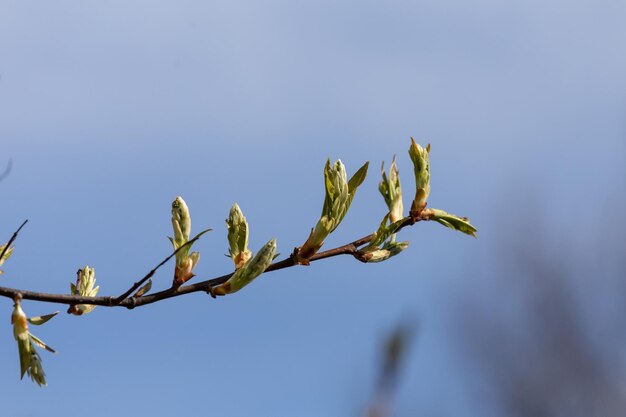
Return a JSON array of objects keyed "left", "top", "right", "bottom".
[
  {"left": 296, "top": 159, "right": 368, "bottom": 263},
  {"left": 28, "top": 311, "right": 59, "bottom": 326},
  {"left": 426, "top": 208, "right": 477, "bottom": 237},
  {"left": 25, "top": 344, "right": 47, "bottom": 387},
  {"left": 348, "top": 161, "right": 369, "bottom": 194},
  {"left": 211, "top": 238, "right": 277, "bottom": 296},
  {"left": 29, "top": 333, "right": 57, "bottom": 354}
]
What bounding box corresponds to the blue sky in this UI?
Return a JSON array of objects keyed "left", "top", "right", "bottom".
[{"left": 1, "top": 1, "right": 625, "bottom": 416}]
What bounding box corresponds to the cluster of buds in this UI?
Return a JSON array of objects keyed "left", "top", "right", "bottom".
[
  {"left": 408, "top": 138, "right": 430, "bottom": 217},
  {"left": 169, "top": 196, "right": 211, "bottom": 288},
  {"left": 68, "top": 266, "right": 99, "bottom": 315},
  {"left": 295, "top": 159, "right": 369, "bottom": 264},
  {"left": 407, "top": 140, "right": 476, "bottom": 237},
  {"left": 0, "top": 242, "right": 14, "bottom": 274},
  {"left": 357, "top": 156, "right": 409, "bottom": 263},
  {"left": 357, "top": 213, "right": 410, "bottom": 263},
  {"left": 11, "top": 295, "right": 58, "bottom": 387}
]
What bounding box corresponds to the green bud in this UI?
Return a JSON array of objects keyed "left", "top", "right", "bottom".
[
  {"left": 168, "top": 196, "right": 211, "bottom": 287},
  {"left": 0, "top": 243, "right": 14, "bottom": 274},
  {"left": 174, "top": 256, "right": 194, "bottom": 288},
  {"left": 379, "top": 157, "right": 403, "bottom": 223},
  {"left": 358, "top": 240, "right": 409, "bottom": 263},
  {"left": 172, "top": 196, "right": 191, "bottom": 243},
  {"left": 423, "top": 208, "right": 477, "bottom": 237},
  {"left": 226, "top": 203, "right": 252, "bottom": 269},
  {"left": 211, "top": 238, "right": 277, "bottom": 296},
  {"left": 408, "top": 138, "right": 430, "bottom": 215},
  {"left": 68, "top": 266, "right": 99, "bottom": 315},
  {"left": 296, "top": 159, "right": 369, "bottom": 264},
  {"left": 358, "top": 213, "right": 408, "bottom": 263}
]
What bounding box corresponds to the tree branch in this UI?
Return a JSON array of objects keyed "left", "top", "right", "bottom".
[{"left": 0, "top": 216, "right": 419, "bottom": 309}]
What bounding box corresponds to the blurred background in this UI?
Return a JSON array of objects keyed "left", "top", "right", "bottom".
[{"left": 1, "top": 0, "right": 625, "bottom": 415}]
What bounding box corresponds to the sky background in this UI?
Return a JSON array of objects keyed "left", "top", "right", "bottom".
[{"left": 1, "top": 0, "right": 625, "bottom": 416}]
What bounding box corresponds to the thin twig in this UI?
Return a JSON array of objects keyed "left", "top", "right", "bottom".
[
  {"left": 0, "top": 219, "right": 28, "bottom": 262},
  {"left": 114, "top": 234, "right": 203, "bottom": 303}
]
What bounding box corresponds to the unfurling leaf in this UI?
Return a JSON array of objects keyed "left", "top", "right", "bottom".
[
  {"left": 25, "top": 344, "right": 47, "bottom": 387},
  {"left": 424, "top": 208, "right": 477, "bottom": 237},
  {"left": 28, "top": 311, "right": 60, "bottom": 326},
  {"left": 211, "top": 238, "right": 277, "bottom": 296},
  {"left": 367, "top": 214, "right": 404, "bottom": 249},
  {"left": 12, "top": 298, "right": 30, "bottom": 379},
  {"left": 296, "top": 160, "right": 369, "bottom": 264},
  {"left": 348, "top": 161, "right": 369, "bottom": 194},
  {"left": 358, "top": 213, "right": 408, "bottom": 263},
  {"left": 408, "top": 138, "right": 430, "bottom": 215},
  {"left": 12, "top": 297, "right": 55, "bottom": 387},
  {"left": 29, "top": 333, "right": 57, "bottom": 354}
]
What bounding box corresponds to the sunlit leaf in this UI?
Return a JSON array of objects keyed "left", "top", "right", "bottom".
[{"left": 28, "top": 311, "right": 59, "bottom": 326}]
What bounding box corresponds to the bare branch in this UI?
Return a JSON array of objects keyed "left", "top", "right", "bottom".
[{"left": 0, "top": 219, "right": 28, "bottom": 262}]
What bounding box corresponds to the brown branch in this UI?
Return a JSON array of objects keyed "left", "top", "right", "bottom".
[{"left": 0, "top": 216, "right": 420, "bottom": 310}]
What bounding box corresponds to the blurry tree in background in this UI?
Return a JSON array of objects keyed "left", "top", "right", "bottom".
[
  {"left": 457, "top": 195, "right": 626, "bottom": 417},
  {"left": 364, "top": 323, "right": 415, "bottom": 417}
]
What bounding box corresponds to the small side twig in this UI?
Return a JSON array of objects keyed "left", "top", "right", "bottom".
[
  {"left": 114, "top": 234, "right": 203, "bottom": 303},
  {"left": 0, "top": 219, "right": 28, "bottom": 262}
]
